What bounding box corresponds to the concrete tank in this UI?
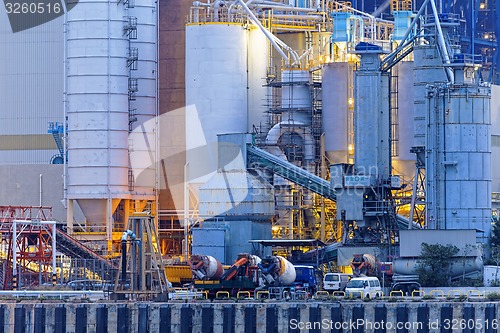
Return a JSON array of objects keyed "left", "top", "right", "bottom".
[
  {"left": 393, "top": 256, "right": 483, "bottom": 277},
  {"left": 281, "top": 70, "right": 312, "bottom": 126},
  {"left": 185, "top": 23, "right": 248, "bottom": 184},
  {"left": 128, "top": 0, "right": 158, "bottom": 200},
  {"left": 247, "top": 27, "right": 270, "bottom": 136},
  {"left": 66, "top": 0, "right": 130, "bottom": 225},
  {"left": 321, "top": 62, "right": 352, "bottom": 164},
  {"left": 354, "top": 46, "right": 390, "bottom": 180},
  {"left": 425, "top": 67, "right": 491, "bottom": 243}
]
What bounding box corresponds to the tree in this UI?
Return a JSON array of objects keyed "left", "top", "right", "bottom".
[
  {"left": 461, "top": 244, "right": 475, "bottom": 283},
  {"left": 490, "top": 246, "right": 500, "bottom": 285},
  {"left": 491, "top": 223, "right": 500, "bottom": 249},
  {"left": 416, "top": 243, "right": 459, "bottom": 287}
]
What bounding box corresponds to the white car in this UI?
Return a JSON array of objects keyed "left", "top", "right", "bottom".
[{"left": 345, "top": 277, "right": 382, "bottom": 298}]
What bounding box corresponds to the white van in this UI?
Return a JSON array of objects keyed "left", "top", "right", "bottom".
[
  {"left": 323, "top": 273, "right": 351, "bottom": 291},
  {"left": 345, "top": 276, "right": 382, "bottom": 298}
]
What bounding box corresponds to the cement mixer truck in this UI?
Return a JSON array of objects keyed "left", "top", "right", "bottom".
[
  {"left": 256, "top": 255, "right": 297, "bottom": 299},
  {"left": 351, "top": 254, "right": 377, "bottom": 276},
  {"left": 189, "top": 254, "right": 223, "bottom": 280},
  {"left": 191, "top": 253, "right": 262, "bottom": 298}
]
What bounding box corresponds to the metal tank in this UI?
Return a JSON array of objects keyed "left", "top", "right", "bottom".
[
  {"left": 425, "top": 64, "right": 491, "bottom": 243},
  {"left": 259, "top": 255, "right": 296, "bottom": 286},
  {"left": 247, "top": 27, "right": 270, "bottom": 136},
  {"left": 66, "top": 0, "right": 130, "bottom": 226},
  {"left": 354, "top": 46, "right": 390, "bottom": 180},
  {"left": 0, "top": 10, "right": 63, "bottom": 164},
  {"left": 128, "top": 0, "right": 157, "bottom": 199},
  {"left": 189, "top": 254, "right": 224, "bottom": 280},
  {"left": 392, "top": 61, "right": 415, "bottom": 180},
  {"left": 185, "top": 23, "right": 248, "bottom": 184},
  {"left": 281, "top": 70, "right": 312, "bottom": 126},
  {"left": 321, "top": 62, "right": 351, "bottom": 164}
]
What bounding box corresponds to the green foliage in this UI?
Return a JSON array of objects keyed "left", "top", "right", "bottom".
[
  {"left": 491, "top": 223, "right": 500, "bottom": 249},
  {"left": 486, "top": 292, "right": 500, "bottom": 300},
  {"left": 416, "top": 243, "right": 459, "bottom": 287}
]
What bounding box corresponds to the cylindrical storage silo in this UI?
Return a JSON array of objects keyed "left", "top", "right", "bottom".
[
  {"left": 354, "top": 48, "right": 391, "bottom": 180},
  {"left": 185, "top": 23, "right": 248, "bottom": 185},
  {"left": 392, "top": 61, "right": 415, "bottom": 180},
  {"left": 322, "top": 62, "right": 351, "bottom": 164},
  {"left": 128, "top": 0, "right": 157, "bottom": 200},
  {"left": 247, "top": 26, "right": 270, "bottom": 136},
  {"left": 66, "top": 0, "right": 130, "bottom": 224},
  {"left": 281, "top": 70, "right": 312, "bottom": 126},
  {"left": 426, "top": 78, "right": 491, "bottom": 243}
]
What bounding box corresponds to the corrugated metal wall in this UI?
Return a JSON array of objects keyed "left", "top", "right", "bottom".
[{"left": 0, "top": 10, "right": 63, "bottom": 164}]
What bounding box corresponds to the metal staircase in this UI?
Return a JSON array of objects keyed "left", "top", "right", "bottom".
[{"left": 47, "top": 122, "right": 65, "bottom": 164}]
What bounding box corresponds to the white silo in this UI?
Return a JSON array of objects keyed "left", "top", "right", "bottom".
[
  {"left": 185, "top": 23, "right": 249, "bottom": 185},
  {"left": 425, "top": 64, "right": 491, "bottom": 243},
  {"left": 247, "top": 27, "right": 270, "bottom": 136},
  {"left": 0, "top": 10, "right": 63, "bottom": 164},
  {"left": 128, "top": 0, "right": 158, "bottom": 200},
  {"left": 66, "top": 0, "right": 130, "bottom": 232},
  {"left": 321, "top": 62, "right": 352, "bottom": 164}
]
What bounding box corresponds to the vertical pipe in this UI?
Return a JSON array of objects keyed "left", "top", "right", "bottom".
[
  {"left": 52, "top": 222, "right": 57, "bottom": 285},
  {"left": 184, "top": 164, "right": 189, "bottom": 261},
  {"left": 121, "top": 240, "right": 127, "bottom": 283},
  {"left": 471, "top": 0, "right": 475, "bottom": 56},
  {"left": 429, "top": 0, "right": 454, "bottom": 83},
  {"left": 13, "top": 221, "right": 17, "bottom": 289},
  {"left": 138, "top": 218, "right": 143, "bottom": 291},
  {"left": 66, "top": 199, "right": 74, "bottom": 235},
  {"left": 131, "top": 220, "right": 137, "bottom": 290},
  {"left": 320, "top": 134, "right": 326, "bottom": 242},
  {"left": 39, "top": 174, "right": 42, "bottom": 207}
]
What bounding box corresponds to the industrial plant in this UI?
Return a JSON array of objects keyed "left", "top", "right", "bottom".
[{"left": 0, "top": 0, "right": 499, "bottom": 317}]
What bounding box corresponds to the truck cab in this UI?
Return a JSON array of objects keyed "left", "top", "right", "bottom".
[{"left": 292, "top": 265, "right": 317, "bottom": 293}]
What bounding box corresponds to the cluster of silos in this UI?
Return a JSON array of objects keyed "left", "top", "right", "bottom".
[{"left": 66, "top": 0, "right": 158, "bottom": 239}]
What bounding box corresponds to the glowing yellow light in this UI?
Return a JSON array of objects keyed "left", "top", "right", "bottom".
[
  {"left": 479, "top": 3, "right": 486, "bottom": 9},
  {"left": 348, "top": 98, "right": 354, "bottom": 106},
  {"left": 348, "top": 144, "right": 354, "bottom": 154},
  {"left": 484, "top": 33, "right": 490, "bottom": 39}
]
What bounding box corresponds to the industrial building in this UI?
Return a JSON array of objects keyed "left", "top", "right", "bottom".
[{"left": 0, "top": 0, "right": 499, "bottom": 289}]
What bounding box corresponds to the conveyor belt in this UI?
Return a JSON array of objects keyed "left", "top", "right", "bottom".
[
  {"left": 247, "top": 144, "right": 416, "bottom": 231},
  {"left": 56, "top": 229, "right": 117, "bottom": 271}
]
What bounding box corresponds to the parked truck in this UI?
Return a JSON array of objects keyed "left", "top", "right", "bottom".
[
  {"left": 292, "top": 265, "right": 317, "bottom": 294},
  {"left": 191, "top": 253, "right": 261, "bottom": 298}
]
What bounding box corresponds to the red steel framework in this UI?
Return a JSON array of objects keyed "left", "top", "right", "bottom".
[{"left": 0, "top": 206, "right": 55, "bottom": 289}]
